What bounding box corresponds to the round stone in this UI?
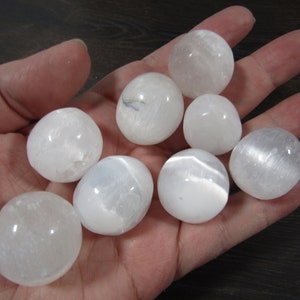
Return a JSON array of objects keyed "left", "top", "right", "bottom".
[
  {"left": 27, "top": 107, "right": 103, "bottom": 183},
  {"left": 168, "top": 29, "right": 234, "bottom": 99},
  {"left": 73, "top": 156, "right": 154, "bottom": 235},
  {"left": 116, "top": 72, "right": 184, "bottom": 145},
  {"left": 158, "top": 148, "right": 229, "bottom": 224},
  {"left": 0, "top": 191, "right": 82, "bottom": 286},
  {"left": 183, "top": 94, "right": 242, "bottom": 155},
  {"left": 229, "top": 128, "right": 300, "bottom": 200}
]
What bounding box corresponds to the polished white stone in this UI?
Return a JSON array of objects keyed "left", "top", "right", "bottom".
[
  {"left": 0, "top": 191, "right": 82, "bottom": 286},
  {"left": 116, "top": 72, "right": 184, "bottom": 145},
  {"left": 73, "top": 156, "right": 153, "bottom": 235},
  {"left": 158, "top": 149, "right": 229, "bottom": 223},
  {"left": 168, "top": 30, "right": 234, "bottom": 99},
  {"left": 183, "top": 94, "right": 242, "bottom": 155},
  {"left": 229, "top": 128, "right": 300, "bottom": 200},
  {"left": 27, "top": 107, "right": 103, "bottom": 183}
]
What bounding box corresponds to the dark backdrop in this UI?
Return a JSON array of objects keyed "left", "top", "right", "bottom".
[{"left": 0, "top": 1, "right": 299, "bottom": 299}]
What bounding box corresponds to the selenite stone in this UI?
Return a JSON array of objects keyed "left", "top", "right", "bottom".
[
  {"left": 27, "top": 107, "right": 103, "bottom": 183},
  {"left": 0, "top": 191, "right": 82, "bottom": 286},
  {"left": 73, "top": 156, "right": 153, "bottom": 235},
  {"left": 158, "top": 148, "right": 229, "bottom": 224},
  {"left": 168, "top": 29, "right": 234, "bottom": 99},
  {"left": 183, "top": 94, "right": 242, "bottom": 155},
  {"left": 229, "top": 128, "right": 300, "bottom": 200},
  {"left": 116, "top": 72, "right": 184, "bottom": 145}
]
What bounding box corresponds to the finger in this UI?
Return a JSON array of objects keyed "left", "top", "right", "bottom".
[
  {"left": 144, "top": 5, "right": 255, "bottom": 71},
  {"left": 169, "top": 30, "right": 300, "bottom": 154},
  {"left": 89, "top": 6, "right": 255, "bottom": 101},
  {"left": 0, "top": 39, "right": 91, "bottom": 133},
  {"left": 242, "top": 93, "right": 300, "bottom": 136},
  {"left": 223, "top": 30, "right": 300, "bottom": 118}
]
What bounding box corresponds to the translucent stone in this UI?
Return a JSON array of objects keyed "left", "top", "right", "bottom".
[
  {"left": 229, "top": 128, "right": 300, "bottom": 200},
  {"left": 27, "top": 107, "right": 103, "bottom": 183},
  {"left": 73, "top": 156, "right": 153, "bottom": 235},
  {"left": 183, "top": 94, "right": 242, "bottom": 155},
  {"left": 0, "top": 191, "right": 82, "bottom": 286},
  {"left": 158, "top": 149, "right": 229, "bottom": 224},
  {"left": 116, "top": 72, "right": 184, "bottom": 145},
  {"left": 168, "top": 30, "right": 234, "bottom": 99}
]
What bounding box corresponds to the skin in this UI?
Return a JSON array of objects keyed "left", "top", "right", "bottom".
[{"left": 0, "top": 6, "right": 299, "bottom": 300}]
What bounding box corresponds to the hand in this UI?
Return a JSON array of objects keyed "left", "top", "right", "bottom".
[{"left": 0, "top": 6, "right": 299, "bottom": 300}]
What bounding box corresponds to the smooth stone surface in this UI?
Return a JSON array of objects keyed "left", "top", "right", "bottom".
[
  {"left": 116, "top": 72, "right": 184, "bottom": 145},
  {"left": 73, "top": 155, "right": 153, "bottom": 235},
  {"left": 158, "top": 148, "right": 229, "bottom": 224},
  {"left": 168, "top": 29, "right": 234, "bottom": 99},
  {"left": 0, "top": 191, "right": 82, "bottom": 286},
  {"left": 183, "top": 94, "right": 242, "bottom": 155},
  {"left": 229, "top": 128, "right": 300, "bottom": 200},
  {"left": 27, "top": 107, "right": 103, "bottom": 183}
]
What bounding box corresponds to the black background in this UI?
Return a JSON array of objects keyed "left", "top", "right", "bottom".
[{"left": 0, "top": 1, "right": 299, "bottom": 299}]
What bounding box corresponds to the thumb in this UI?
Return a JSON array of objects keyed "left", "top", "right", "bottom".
[{"left": 0, "top": 39, "right": 91, "bottom": 133}]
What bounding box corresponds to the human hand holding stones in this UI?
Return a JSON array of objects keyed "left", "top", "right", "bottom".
[{"left": 0, "top": 6, "right": 299, "bottom": 299}]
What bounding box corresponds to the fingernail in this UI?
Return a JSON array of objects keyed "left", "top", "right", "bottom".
[{"left": 72, "top": 38, "right": 88, "bottom": 51}]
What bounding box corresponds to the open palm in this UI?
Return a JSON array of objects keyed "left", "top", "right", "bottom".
[{"left": 0, "top": 6, "right": 299, "bottom": 300}]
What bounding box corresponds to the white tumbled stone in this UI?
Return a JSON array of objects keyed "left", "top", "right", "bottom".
[
  {"left": 27, "top": 107, "right": 103, "bottom": 183},
  {"left": 116, "top": 72, "right": 184, "bottom": 145},
  {"left": 183, "top": 94, "right": 242, "bottom": 155},
  {"left": 158, "top": 148, "right": 229, "bottom": 224},
  {"left": 73, "top": 156, "right": 153, "bottom": 235},
  {"left": 229, "top": 127, "right": 300, "bottom": 200},
  {"left": 0, "top": 191, "right": 82, "bottom": 286},
  {"left": 168, "top": 30, "right": 234, "bottom": 98}
]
